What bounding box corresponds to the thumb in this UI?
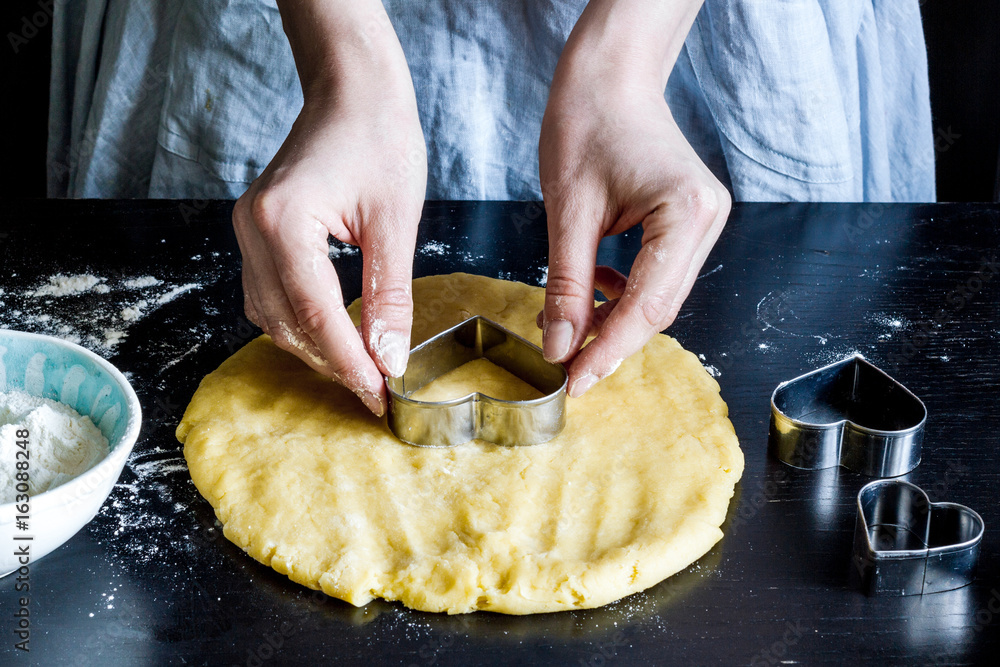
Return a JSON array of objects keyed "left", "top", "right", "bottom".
[
  {"left": 359, "top": 215, "right": 418, "bottom": 378},
  {"left": 542, "top": 202, "right": 602, "bottom": 363}
]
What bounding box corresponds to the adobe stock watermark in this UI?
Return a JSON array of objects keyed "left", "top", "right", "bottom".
[
  {"left": 178, "top": 199, "right": 213, "bottom": 226},
  {"left": 411, "top": 278, "right": 463, "bottom": 333},
  {"left": 221, "top": 314, "right": 262, "bottom": 355},
  {"left": 510, "top": 200, "right": 545, "bottom": 236},
  {"left": 48, "top": 60, "right": 169, "bottom": 196},
  {"left": 749, "top": 621, "right": 807, "bottom": 666},
  {"left": 714, "top": 288, "right": 797, "bottom": 372},
  {"left": 406, "top": 616, "right": 473, "bottom": 667},
  {"left": 239, "top": 589, "right": 334, "bottom": 666},
  {"left": 7, "top": 0, "right": 52, "bottom": 54},
  {"left": 577, "top": 630, "right": 629, "bottom": 667},
  {"left": 358, "top": 7, "right": 393, "bottom": 46},
  {"left": 970, "top": 587, "right": 1000, "bottom": 634},
  {"left": 844, "top": 125, "right": 960, "bottom": 243},
  {"left": 887, "top": 253, "right": 999, "bottom": 365},
  {"left": 925, "top": 586, "right": 1000, "bottom": 664},
  {"left": 728, "top": 466, "right": 789, "bottom": 538},
  {"left": 11, "top": 427, "right": 33, "bottom": 652},
  {"left": 843, "top": 203, "right": 889, "bottom": 245}
]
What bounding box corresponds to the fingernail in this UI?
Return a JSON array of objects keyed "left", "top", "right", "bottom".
[
  {"left": 569, "top": 373, "right": 598, "bottom": 398},
  {"left": 543, "top": 319, "right": 573, "bottom": 362},
  {"left": 357, "top": 389, "right": 385, "bottom": 417},
  {"left": 376, "top": 331, "right": 410, "bottom": 377}
]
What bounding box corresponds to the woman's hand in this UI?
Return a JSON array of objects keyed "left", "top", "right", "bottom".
[
  {"left": 538, "top": 0, "right": 729, "bottom": 397},
  {"left": 233, "top": 1, "right": 426, "bottom": 415}
]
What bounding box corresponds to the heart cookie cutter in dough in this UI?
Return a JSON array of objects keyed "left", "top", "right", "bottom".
[
  {"left": 386, "top": 316, "right": 568, "bottom": 447},
  {"left": 769, "top": 355, "right": 926, "bottom": 477},
  {"left": 852, "top": 479, "right": 984, "bottom": 596}
]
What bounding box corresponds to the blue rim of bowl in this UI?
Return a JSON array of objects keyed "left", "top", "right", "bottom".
[{"left": 0, "top": 330, "right": 143, "bottom": 514}]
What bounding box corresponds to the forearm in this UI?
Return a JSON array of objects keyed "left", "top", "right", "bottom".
[
  {"left": 558, "top": 0, "right": 704, "bottom": 91},
  {"left": 275, "top": 0, "right": 412, "bottom": 103}
]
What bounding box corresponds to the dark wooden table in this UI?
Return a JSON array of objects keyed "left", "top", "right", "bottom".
[{"left": 1, "top": 200, "right": 998, "bottom": 665}]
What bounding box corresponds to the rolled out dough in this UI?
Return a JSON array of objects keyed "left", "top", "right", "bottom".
[{"left": 178, "top": 273, "right": 743, "bottom": 614}]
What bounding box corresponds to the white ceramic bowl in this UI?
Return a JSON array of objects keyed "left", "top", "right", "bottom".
[{"left": 0, "top": 330, "right": 141, "bottom": 576}]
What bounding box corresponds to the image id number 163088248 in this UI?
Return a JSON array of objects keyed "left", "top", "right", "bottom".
[{"left": 12, "top": 427, "right": 32, "bottom": 652}]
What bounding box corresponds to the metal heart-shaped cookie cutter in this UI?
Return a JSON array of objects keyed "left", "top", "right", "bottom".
[
  {"left": 852, "top": 479, "right": 984, "bottom": 596},
  {"left": 769, "top": 355, "right": 927, "bottom": 477},
  {"left": 386, "top": 316, "right": 568, "bottom": 447}
]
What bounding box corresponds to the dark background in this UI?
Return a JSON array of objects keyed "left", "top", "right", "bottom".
[{"left": 1, "top": 1, "right": 998, "bottom": 201}]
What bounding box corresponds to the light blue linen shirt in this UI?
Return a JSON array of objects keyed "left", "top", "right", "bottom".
[{"left": 47, "top": 0, "right": 936, "bottom": 202}]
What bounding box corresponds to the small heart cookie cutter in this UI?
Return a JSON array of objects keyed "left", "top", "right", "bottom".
[
  {"left": 386, "top": 316, "right": 568, "bottom": 447},
  {"left": 852, "top": 479, "right": 984, "bottom": 596},
  {"left": 769, "top": 355, "right": 927, "bottom": 477}
]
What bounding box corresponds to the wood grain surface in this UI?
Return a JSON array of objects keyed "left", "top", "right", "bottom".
[{"left": 0, "top": 200, "right": 997, "bottom": 665}]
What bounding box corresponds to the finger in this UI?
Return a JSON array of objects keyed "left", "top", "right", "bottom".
[
  {"left": 235, "top": 197, "right": 336, "bottom": 373},
  {"left": 542, "top": 201, "right": 604, "bottom": 363},
  {"left": 537, "top": 299, "right": 618, "bottom": 335},
  {"left": 246, "top": 240, "right": 338, "bottom": 375},
  {"left": 593, "top": 265, "right": 627, "bottom": 301},
  {"left": 233, "top": 201, "right": 266, "bottom": 329},
  {"left": 535, "top": 265, "right": 623, "bottom": 331},
  {"left": 240, "top": 254, "right": 264, "bottom": 329},
  {"left": 358, "top": 210, "right": 419, "bottom": 378},
  {"left": 568, "top": 198, "right": 727, "bottom": 397},
  {"left": 589, "top": 298, "right": 618, "bottom": 335},
  {"left": 260, "top": 214, "right": 388, "bottom": 416}
]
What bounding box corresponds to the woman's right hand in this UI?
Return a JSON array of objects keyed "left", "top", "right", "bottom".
[{"left": 233, "top": 1, "right": 427, "bottom": 416}]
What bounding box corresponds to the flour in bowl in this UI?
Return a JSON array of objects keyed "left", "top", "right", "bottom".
[{"left": 0, "top": 390, "right": 109, "bottom": 502}]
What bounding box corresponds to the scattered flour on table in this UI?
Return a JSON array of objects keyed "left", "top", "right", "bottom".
[
  {"left": 328, "top": 240, "right": 360, "bottom": 258},
  {"left": 869, "top": 313, "right": 911, "bottom": 340},
  {"left": 102, "top": 329, "right": 127, "bottom": 348},
  {"left": 3, "top": 263, "right": 236, "bottom": 600},
  {"left": 458, "top": 250, "right": 485, "bottom": 263},
  {"left": 697, "top": 353, "right": 721, "bottom": 378},
  {"left": 417, "top": 241, "right": 550, "bottom": 287},
  {"left": 806, "top": 346, "right": 869, "bottom": 368},
  {"left": 93, "top": 441, "right": 223, "bottom": 582},
  {"left": 698, "top": 264, "right": 724, "bottom": 279},
  {"left": 416, "top": 240, "right": 485, "bottom": 263},
  {"left": 0, "top": 272, "right": 206, "bottom": 356},
  {"left": 28, "top": 274, "right": 106, "bottom": 297},
  {"left": 0, "top": 390, "right": 109, "bottom": 502},
  {"left": 754, "top": 289, "right": 836, "bottom": 347},
  {"left": 120, "top": 300, "right": 148, "bottom": 322},
  {"left": 537, "top": 265, "right": 548, "bottom": 286},
  {"left": 155, "top": 283, "right": 199, "bottom": 305},
  {"left": 123, "top": 276, "right": 161, "bottom": 289},
  {"left": 419, "top": 241, "right": 450, "bottom": 256}
]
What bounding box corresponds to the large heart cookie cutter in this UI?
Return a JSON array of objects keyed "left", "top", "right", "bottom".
[
  {"left": 852, "top": 480, "right": 984, "bottom": 596},
  {"left": 769, "top": 355, "right": 926, "bottom": 477},
  {"left": 386, "top": 316, "right": 567, "bottom": 447}
]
